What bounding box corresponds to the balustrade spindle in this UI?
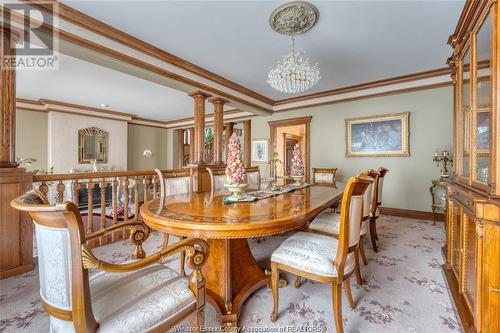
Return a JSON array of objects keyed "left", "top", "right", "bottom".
[
  {"left": 99, "top": 180, "right": 107, "bottom": 246},
  {"left": 123, "top": 177, "right": 130, "bottom": 239},
  {"left": 133, "top": 176, "right": 139, "bottom": 222},
  {"left": 39, "top": 181, "right": 49, "bottom": 197},
  {"left": 56, "top": 181, "right": 65, "bottom": 203},
  {"left": 87, "top": 180, "right": 95, "bottom": 246},
  {"left": 142, "top": 176, "right": 149, "bottom": 203},
  {"left": 111, "top": 177, "right": 118, "bottom": 242},
  {"left": 72, "top": 180, "right": 80, "bottom": 207}
]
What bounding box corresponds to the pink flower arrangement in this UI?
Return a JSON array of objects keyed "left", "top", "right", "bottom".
[
  {"left": 290, "top": 143, "right": 304, "bottom": 176},
  {"left": 225, "top": 132, "right": 247, "bottom": 185}
]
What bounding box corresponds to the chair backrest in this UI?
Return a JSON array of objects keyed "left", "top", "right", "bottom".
[
  {"left": 362, "top": 178, "right": 374, "bottom": 220},
  {"left": 312, "top": 168, "right": 337, "bottom": 185},
  {"left": 246, "top": 166, "right": 261, "bottom": 190},
  {"left": 376, "top": 167, "right": 389, "bottom": 205},
  {"left": 155, "top": 168, "right": 192, "bottom": 207},
  {"left": 206, "top": 167, "right": 227, "bottom": 196},
  {"left": 334, "top": 173, "right": 373, "bottom": 279},
  {"left": 11, "top": 190, "right": 98, "bottom": 332}
]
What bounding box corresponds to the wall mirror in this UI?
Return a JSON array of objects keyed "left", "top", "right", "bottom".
[{"left": 78, "top": 127, "right": 108, "bottom": 164}]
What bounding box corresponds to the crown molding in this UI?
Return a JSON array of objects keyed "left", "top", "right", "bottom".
[{"left": 274, "top": 67, "right": 451, "bottom": 106}]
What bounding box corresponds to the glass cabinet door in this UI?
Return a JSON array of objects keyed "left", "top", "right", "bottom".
[
  {"left": 460, "top": 48, "right": 471, "bottom": 178},
  {"left": 473, "top": 13, "right": 492, "bottom": 185}
]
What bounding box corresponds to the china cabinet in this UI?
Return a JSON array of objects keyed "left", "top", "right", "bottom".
[{"left": 444, "top": 1, "right": 500, "bottom": 332}]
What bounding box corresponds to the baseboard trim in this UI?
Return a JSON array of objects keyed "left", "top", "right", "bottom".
[
  {"left": 379, "top": 206, "right": 445, "bottom": 222},
  {"left": 441, "top": 264, "right": 475, "bottom": 333}
]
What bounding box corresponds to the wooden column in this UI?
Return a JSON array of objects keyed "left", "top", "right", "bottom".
[
  {"left": 1, "top": 25, "right": 19, "bottom": 168},
  {"left": 0, "top": 25, "right": 34, "bottom": 279},
  {"left": 188, "top": 127, "right": 195, "bottom": 164},
  {"left": 208, "top": 97, "right": 228, "bottom": 164},
  {"left": 243, "top": 120, "right": 251, "bottom": 166},
  {"left": 224, "top": 122, "right": 234, "bottom": 163},
  {"left": 176, "top": 129, "right": 185, "bottom": 168},
  {"left": 188, "top": 91, "right": 210, "bottom": 164}
]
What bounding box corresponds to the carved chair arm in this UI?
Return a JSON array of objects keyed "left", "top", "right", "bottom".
[
  {"left": 85, "top": 220, "right": 150, "bottom": 241},
  {"left": 85, "top": 221, "right": 151, "bottom": 259},
  {"left": 82, "top": 237, "right": 209, "bottom": 273}
]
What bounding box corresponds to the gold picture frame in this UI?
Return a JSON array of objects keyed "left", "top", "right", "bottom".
[{"left": 345, "top": 112, "right": 410, "bottom": 157}]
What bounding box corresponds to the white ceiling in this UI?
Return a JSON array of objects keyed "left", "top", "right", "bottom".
[
  {"left": 61, "top": 0, "right": 465, "bottom": 100},
  {"left": 17, "top": 51, "right": 229, "bottom": 121}
]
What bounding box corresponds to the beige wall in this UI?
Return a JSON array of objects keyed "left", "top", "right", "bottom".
[
  {"left": 15, "top": 110, "right": 48, "bottom": 172},
  {"left": 128, "top": 124, "right": 169, "bottom": 170},
  {"left": 250, "top": 86, "right": 453, "bottom": 212},
  {"left": 48, "top": 112, "right": 128, "bottom": 173}
]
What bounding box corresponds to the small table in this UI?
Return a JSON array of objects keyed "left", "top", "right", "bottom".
[
  {"left": 430, "top": 179, "right": 447, "bottom": 224},
  {"left": 140, "top": 183, "right": 344, "bottom": 328}
]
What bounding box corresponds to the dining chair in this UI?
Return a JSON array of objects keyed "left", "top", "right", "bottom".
[
  {"left": 206, "top": 166, "right": 227, "bottom": 197},
  {"left": 11, "top": 190, "right": 208, "bottom": 333},
  {"left": 155, "top": 168, "right": 192, "bottom": 275},
  {"left": 269, "top": 173, "right": 372, "bottom": 333},
  {"left": 312, "top": 167, "right": 338, "bottom": 185},
  {"left": 368, "top": 167, "right": 389, "bottom": 252},
  {"left": 308, "top": 171, "right": 374, "bottom": 269},
  {"left": 246, "top": 166, "right": 261, "bottom": 190}
]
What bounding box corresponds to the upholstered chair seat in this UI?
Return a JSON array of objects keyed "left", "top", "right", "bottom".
[
  {"left": 50, "top": 264, "right": 196, "bottom": 333},
  {"left": 271, "top": 231, "right": 355, "bottom": 277}
]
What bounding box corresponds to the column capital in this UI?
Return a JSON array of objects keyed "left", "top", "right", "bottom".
[
  {"left": 188, "top": 90, "right": 211, "bottom": 99},
  {"left": 208, "top": 96, "right": 229, "bottom": 105}
]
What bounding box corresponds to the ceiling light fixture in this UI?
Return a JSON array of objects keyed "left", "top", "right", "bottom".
[
  {"left": 100, "top": 104, "right": 109, "bottom": 108},
  {"left": 267, "top": 1, "right": 320, "bottom": 94}
]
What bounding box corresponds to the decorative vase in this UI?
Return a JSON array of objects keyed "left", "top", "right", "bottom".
[
  {"left": 290, "top": 175, "right": 304, "bottom": 186},
  {"left": 224, "top": 183, "right": 248, "bottom": 201}
]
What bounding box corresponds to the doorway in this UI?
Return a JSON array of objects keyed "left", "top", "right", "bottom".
[{"left": 268, "top": 116, "right": 311, "bottom": 181}]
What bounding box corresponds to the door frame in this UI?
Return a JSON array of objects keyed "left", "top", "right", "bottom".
[{"left": 268, "top": 116, "right": 312, "bottom": 181}]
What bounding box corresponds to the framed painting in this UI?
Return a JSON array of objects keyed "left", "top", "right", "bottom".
[
  {"left": 252, "top": 139, "right": 268, "bottom": 162},
  {"left": 345, "top": 112, "right": 410, "bottom": 157}
]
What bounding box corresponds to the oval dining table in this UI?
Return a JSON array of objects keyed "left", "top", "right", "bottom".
[{"left": 140, "top": 183, "right": 345, "bottom": 329}]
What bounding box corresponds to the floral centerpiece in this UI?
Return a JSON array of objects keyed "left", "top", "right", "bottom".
[
  {"left": 290, "top": 143, "right": 304, "bottom": 185},
  {"left": 225, "top": 132, "right": 247, "bottom": 200}
]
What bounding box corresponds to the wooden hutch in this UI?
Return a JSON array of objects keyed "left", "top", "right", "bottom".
[{"left": 444, "top": 1, "right": 500, "bottom": 332}]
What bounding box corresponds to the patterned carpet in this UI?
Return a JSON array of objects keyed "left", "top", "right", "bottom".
[{"left": 0, "top": 215, "right": 462, "bottom": 332}]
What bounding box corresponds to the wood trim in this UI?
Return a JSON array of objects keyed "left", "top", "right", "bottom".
[
  {"left": 442, "top": 264, "right": 476, "bottom": 333},
  {"left": 27, "top": 0, "right": 274, "bottom": 106},
  {"left": 379, "top": 206, "right": 445, "bottom": 222},
  {"left": 274, "top": 67, "right": 451, "bottom": 105},
  {"left": 16, "top": 98, "right": 248, "bottom": 129},
  {"left": 269, "top": 116, "right": 311, "bottom": 182},
  {"left": 273, "top": 81, "right": 452, "bottom": 113}
]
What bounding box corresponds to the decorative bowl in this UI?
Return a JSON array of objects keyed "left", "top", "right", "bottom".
[
  {"left": 224, "top": 183, "right": 248, "bottom": 201},
  {"left": 290, "top": 175, "right": 304, "bottom": 186}
]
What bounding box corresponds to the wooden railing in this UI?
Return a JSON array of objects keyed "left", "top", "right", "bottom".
[{"left": 33, "top": 170, "right": 164, "bottom": 248}]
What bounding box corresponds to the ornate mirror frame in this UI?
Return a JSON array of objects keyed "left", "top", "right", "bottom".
[{"left": 78, "top": 127, "right": 108, "bottom": 164}]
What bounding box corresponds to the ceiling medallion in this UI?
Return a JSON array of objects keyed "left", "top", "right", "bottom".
[
  {"left": 269, "top": 1, "right": 319, "bottom": 36},
  {"left": 267, "top": 1, "right": 321, "bottom": 94}
]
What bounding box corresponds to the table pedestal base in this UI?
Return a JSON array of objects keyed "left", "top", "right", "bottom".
[{"left": 202, "top": 239, "right": 269, "bottom": 328}]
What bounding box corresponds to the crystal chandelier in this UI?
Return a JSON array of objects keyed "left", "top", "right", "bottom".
[
  {"left": 267, "top": 1, "right": 320, "bottom": 94},
  {"left": 267, "top": 34, "right": 320, "bottom": 94}
]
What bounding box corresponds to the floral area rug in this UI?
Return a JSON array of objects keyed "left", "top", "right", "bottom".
[{"left": 0, "top": 216, "right": 461, "bottom": 332}]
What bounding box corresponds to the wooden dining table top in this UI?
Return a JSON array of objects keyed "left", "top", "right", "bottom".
[{"left": 140, "top": 183, "right": 345, "bottom": 239}]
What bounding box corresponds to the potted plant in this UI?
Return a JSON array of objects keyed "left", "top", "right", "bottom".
[
  {"left": 290, "top": 143, "right": 304, "bottom": 186},
  {"left": 224, "top": 133, "right": 248, "bottom": 200}
]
